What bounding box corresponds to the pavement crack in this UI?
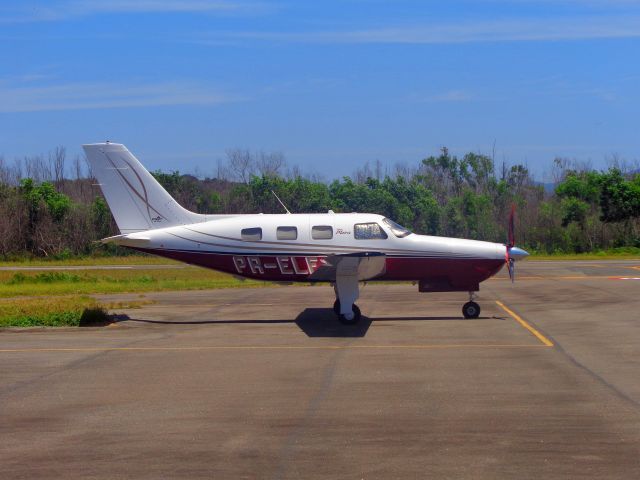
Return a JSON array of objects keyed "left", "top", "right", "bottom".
[
  {"left": 275, "top": 343, "right": 350, "bottom": 478},
  {"left": 487, "top": 285, "right": 640, "bottom": 413},
  {"left": 0, "top": 332, "right": 173, "bottom": 399},
  {"left": 550, "top": 340, "right": 640, "bottom": 412}
]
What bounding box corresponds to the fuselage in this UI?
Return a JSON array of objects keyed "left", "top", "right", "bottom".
[{"left": 121, "top": 212, "right": 507, "bottom": 291}]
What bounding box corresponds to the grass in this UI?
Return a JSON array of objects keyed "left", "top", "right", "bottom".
[
  {"left": 0, "top": 267, "right": 267, "bottom": 298},
  {"left": 0, "top": 260, "right": 280, "bottom": 327},
  {"left": 0, "top": 254, "right": 179, "bottom": 267},
  {"left": 531, "top": 254, "right": 640, "bottom": 261},
  {"left": 0, "top": 296, "right": 152, "bottom": 327},
  {"left": 529, "top": 247, "right": 640, "bottom": 261}
]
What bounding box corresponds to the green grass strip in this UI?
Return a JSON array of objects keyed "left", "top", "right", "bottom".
[
  {"left": 0, "top": 268, "right": 267, "bottom": 297},
  {"left": 0, "top": 296, "right": 110, "bottom": 327}
]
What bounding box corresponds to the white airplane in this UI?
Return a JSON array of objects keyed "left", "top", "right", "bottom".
[{"left": 83, "top": 142, "right": 528, "bottom": 324}]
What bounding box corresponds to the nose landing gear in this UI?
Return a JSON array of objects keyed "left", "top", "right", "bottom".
[{"left": 462, "top": 291, "right": 481, "bottom": 319}]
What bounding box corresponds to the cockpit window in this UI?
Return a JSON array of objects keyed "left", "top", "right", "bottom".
[
  {"left": 354, "top": 223, "right": 388, "bottom": 240},
  {"left": 382, "top": 218, "right": 412, "bottom": 238}
]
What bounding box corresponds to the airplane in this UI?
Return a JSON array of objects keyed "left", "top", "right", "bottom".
[{"left": 83, "top": 142, "right": 529, "bottom": 324}]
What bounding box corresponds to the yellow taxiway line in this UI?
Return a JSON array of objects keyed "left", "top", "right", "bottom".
[{"left": 495, "top": 301, "right": 554, "bottom": 347}]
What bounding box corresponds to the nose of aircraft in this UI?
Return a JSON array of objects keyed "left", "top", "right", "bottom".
[{"left": 509, "top": 246, "right": 529, "bottom": 260}]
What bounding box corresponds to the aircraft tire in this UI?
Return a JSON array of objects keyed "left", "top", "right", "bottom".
[
  {"left": 462, "top": 301, "right": 480, "bottom": 319},
  {"left": 333, "top": 299, "right": 340, "bottom": 314},
  {"left": 338, "top": 304, "right": 361, "bottom": 325}
]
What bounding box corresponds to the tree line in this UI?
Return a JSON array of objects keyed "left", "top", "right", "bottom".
[{"left": 0, "top": 146, "right": 638, "bottom": 259}]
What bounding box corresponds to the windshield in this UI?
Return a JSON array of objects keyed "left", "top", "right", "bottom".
[
  {"left": 382, "top": 218, "right": 412, "bottom": 238},
  {"left": 354, "top": 222, "right": 388, "bottom": 240}
]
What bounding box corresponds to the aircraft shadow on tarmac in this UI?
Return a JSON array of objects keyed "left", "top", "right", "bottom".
[
  {"left": 113, "top": 310, "right": 372, "bottom": 337},
  {"left": 297, "top": 310, "right": 493, "bottom": 337},
  {"left": 295, "top": 308, "right": 372, "bottom": 337},
  {"left": 112, "top": 311, "right": 488, "bottom": 338}
]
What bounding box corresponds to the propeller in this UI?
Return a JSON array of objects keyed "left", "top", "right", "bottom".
[{"left": 505, "top": 205, "right": 528, "bottom": 282}]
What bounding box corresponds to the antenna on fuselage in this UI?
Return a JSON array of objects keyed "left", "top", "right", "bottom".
[{"left": 271, "top": 190, "right": 292, "bottom": 214}]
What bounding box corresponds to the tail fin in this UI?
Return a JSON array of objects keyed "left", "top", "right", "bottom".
[{"left": 83, "top": 142, "right": 205, "bottom": 234}]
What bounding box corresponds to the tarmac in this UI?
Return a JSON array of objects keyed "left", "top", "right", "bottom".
[{"left": 1, "top": 260, "right": 640, "bottom": 479}]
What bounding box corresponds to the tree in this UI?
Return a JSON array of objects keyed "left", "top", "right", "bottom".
[
  {"left": 599, "top": 169, "right": 640, "bottom": 223},
  {"left": 226, "top": 149, "right": 254, "bottom": 183},
  {"left": 21, "top": 179, "right": 71, "bottom": 222}
]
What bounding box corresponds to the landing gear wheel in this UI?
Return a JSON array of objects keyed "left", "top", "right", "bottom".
[
  {"left": 338, "top": 304, "right": 361, "bottom": 325},
  {"left": 333, "top": 299, "right": 340, "bottom": 315},
  {"left": 462, "top": 301, "right": 480, "bottom": 319}
]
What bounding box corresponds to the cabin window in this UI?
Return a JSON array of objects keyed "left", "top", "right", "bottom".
[
  {"left": 354, "top": 223, "right": 388, "bottom": 240},
  {"left": 382, "top": 218, "right": 412, "bottom": 238},
  {"left": 277, "top": 226, "right": 298, "bottom": 240},
  {"left": 311, "top": 225, "right": 333, "bottom": 240},
  {"left": 241, "top": 227, "right": 262, "bottom": 241}
]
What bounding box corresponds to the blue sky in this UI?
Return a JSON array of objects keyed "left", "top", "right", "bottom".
[{"left": 1, "top": 0, "right": 639, "bottom": 181}]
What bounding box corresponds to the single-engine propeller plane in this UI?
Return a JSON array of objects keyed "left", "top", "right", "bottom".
[{"left": 83, "top": 142, "right": 529, "bottom": 324}]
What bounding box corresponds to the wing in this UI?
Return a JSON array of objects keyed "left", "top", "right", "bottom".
[{"left": 308, "top": 252, "right": 386, "bottom": 282}]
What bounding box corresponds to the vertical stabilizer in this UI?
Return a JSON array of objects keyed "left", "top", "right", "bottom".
[{"left": 83, "top": 142, "right": 205, "bottom": 234}]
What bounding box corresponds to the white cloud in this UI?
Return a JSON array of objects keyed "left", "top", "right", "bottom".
[
  {"left": 0, "top": 1, "right": 269, "bottom": 23},
  {"left": 0, "top": 81, "right": 241, "bottom": 113},
  {"left": 71, "top": 0, "right": 253, "bottom": 14},
  {"left": 198, "top": 15, "right": 640, "bottom": 44}
]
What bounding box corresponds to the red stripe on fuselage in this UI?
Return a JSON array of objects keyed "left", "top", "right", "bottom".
[{"left": 131, "top": 247, "right": 505, "bottom": 288}]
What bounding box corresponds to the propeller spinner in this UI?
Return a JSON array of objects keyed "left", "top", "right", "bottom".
[{"left": 505, "top": 205, "right": 529, "bottom": 282}]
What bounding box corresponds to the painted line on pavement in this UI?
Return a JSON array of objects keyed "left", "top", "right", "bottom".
[
  {"left": 0, "top": 344, "right": 549, "bottom": 353},
  {"left": 495, "top": 301, "right": 554, "bottom": 347}
]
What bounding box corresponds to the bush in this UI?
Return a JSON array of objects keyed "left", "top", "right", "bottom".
[
  {"left": 0, "top": 297, "right": 111, "bottom": 327},
  {"left": 78, "top": 307, "right": 110, "bottom": 327}
]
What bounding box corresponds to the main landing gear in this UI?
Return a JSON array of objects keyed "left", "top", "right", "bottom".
[
  {"left": 462, "top": 291, "right": 481, "bottom": 319},
  {"left": 333, "top": 274, "right": 362, "bottom": 325},
  {"left": 333, "top": 299, "right": 361, "bottom": 325}
]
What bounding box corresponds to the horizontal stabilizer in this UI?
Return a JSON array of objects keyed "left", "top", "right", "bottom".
[{"left": 100, "top": 234, "right": 151, "bottom": 247}]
